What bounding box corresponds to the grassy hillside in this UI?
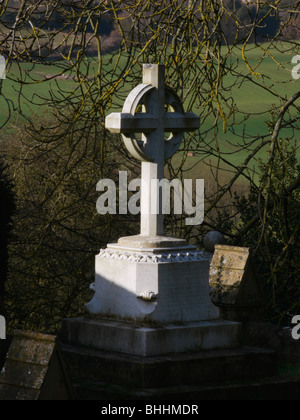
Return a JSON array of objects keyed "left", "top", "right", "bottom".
[{"left": 1, "top": 42, "right": 299, "bottom": 169}]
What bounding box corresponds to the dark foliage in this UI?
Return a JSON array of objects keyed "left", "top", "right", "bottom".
[{"left": 0, "top": 161, "right": 15, "bottom": 316}]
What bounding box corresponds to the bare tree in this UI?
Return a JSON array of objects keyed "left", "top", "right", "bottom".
[{"left": 0, "top": 0, "right": 299, "bottom": 330}]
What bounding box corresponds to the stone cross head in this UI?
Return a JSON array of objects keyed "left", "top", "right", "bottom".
[{"left": 106, "top": 64, "right": 200, "bottom": 164}]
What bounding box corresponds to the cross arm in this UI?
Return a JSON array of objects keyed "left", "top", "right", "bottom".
[
  {"left": 105, "top": 111, "right": 200, "bottom": 135},
  {"left": 164, "top": 112, "right": 200, "bottom": 133},
  {"left": 105, "top": 113, "right": 156, "bottom": 134}
]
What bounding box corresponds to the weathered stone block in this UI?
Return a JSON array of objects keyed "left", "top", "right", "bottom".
[
  {"left": 0, "top": 330, "right": 74, "bottom": 400},
  {"left": 209, "top": 245, "right": 265, "bottom": 321}
]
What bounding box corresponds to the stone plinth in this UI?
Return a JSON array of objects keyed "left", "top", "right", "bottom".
[
  {"left": 61, "top": 317, "right": 241, "bottom": 357},
  {"left": 117, "top": 234, "right": 188, "bottom": 249},
  {"left": 68, "top": 242, "right": 242, "bottom": 358},
  {"left": 85, "top": 243, "right": 220, "bottom": 324}
]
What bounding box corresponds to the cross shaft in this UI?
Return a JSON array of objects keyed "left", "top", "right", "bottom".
[{"left": 105, "top": 64, "right": 200, "bottom": 240}]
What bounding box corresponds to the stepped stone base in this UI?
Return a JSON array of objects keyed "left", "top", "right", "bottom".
[
  {"left": 61, "top": 317, "right": 241, "bottom": 357},
  {"left": 60, "top": 343, "right": 280, "bottom": 400},
  {"left": 71, "top": 375, "right": 300, "bottom": 401},
  {"left": 60, "top": 318, "right": 300, "bottom": 401}
]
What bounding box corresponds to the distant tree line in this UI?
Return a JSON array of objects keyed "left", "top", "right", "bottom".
[
  {"left": 0, "top": 0, "right": 296, "bottom": 62},
  {"left": 221, "top": 0, "right": 281, "bottom": 43}
]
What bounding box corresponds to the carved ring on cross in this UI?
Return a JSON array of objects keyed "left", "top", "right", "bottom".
[
  {"left": 122, "top": 84, "right": 187, "bottom": 162},
  {"left": 106, "top": 83, "right": 200, "bottom": 162}
]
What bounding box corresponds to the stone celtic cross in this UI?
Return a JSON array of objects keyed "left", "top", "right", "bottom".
[{"left": 105, "top": 64, "right": 200, "bottom": 244}]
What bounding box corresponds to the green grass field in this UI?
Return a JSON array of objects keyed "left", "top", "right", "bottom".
[
  {"left": 200, "top": 44, "right": 300, "bottom": 164},
  {"left": 1, "top": 42, "right": 299, "bottom": 172}
]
